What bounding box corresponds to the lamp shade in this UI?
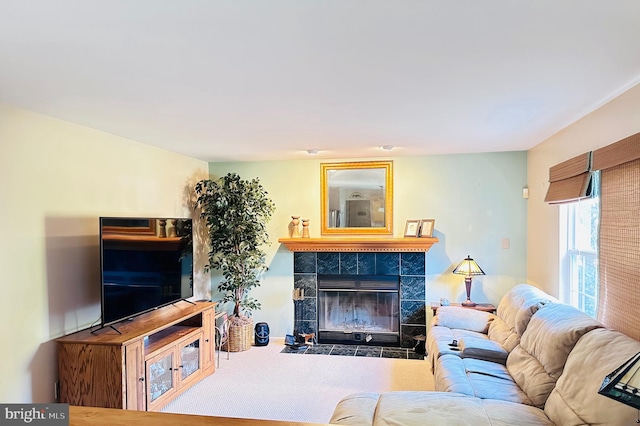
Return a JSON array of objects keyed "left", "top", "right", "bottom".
[
  {"left": 452, "top": 255, "right": 485, "bottom": 277},
  {"left": 599, "top": 351, "right": 640, "bottom": 410}
]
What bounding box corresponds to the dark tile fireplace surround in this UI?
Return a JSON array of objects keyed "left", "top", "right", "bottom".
[{"left": 292, "top": 251, "right": 426, "bottom": 348}]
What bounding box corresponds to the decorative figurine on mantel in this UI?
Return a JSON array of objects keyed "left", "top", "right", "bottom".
[
  {"left": 168, "top": 219, "right": 178, "bottom": 238},
  {"left": 301, "top": 218, "right": 310, "bottom": 238},
  {"left": 158, "top": 219, "right": 167, "bottom": 237},
  {"left": 290, "top": 216, "right": 301, "bottom": 238}
]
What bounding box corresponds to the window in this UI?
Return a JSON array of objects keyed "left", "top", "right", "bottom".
[{"left": 559, "top": 172, "right": 600, "bottom": 318}]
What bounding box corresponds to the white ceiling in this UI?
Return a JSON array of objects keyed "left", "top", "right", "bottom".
[{"left": 1, "top": 1, "right": 640, "bottom": 162}]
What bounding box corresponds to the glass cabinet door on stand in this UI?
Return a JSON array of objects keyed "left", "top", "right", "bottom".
[
  {"left": 179, "top": 333, "right": 203, "bottom": 386},
  {"left": 146, "top": 349, "right": 177, "bottom": 409},
  {"left": 145, "top": 331, "right": 204, "bottom": 411}
]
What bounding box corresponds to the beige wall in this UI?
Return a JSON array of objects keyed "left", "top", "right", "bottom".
[
  {"left": 210, "top": 151, "right": 529, "bottom": 338},
  {"left": 0, "top": 104, "right": 209, "bottom": 403},
  {"left": 527, "top": 83, "right": 640, "bottom": 296}
]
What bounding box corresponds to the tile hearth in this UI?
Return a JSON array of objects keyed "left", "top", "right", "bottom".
[{"left": 281, "top": 343, "right": 425, "bottom": 360}]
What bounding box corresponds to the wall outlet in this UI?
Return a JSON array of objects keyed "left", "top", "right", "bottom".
[
  {"left": 54, "top": 381, "right": 60, "bottom": 401},
  {"left": 501, "top": 238, "right": 510, "bottom": 249}
]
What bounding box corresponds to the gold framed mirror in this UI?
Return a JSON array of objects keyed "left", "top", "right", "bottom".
[{"left": 321, "top": 160, "right": 393, "bottom": 235}]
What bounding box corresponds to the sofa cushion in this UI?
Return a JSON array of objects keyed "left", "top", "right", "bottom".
[
  {"left": 330, "top": 392, "right": 554, "bottom": 426},
  {"left": 488, "top": 284, "right": 556, "bottom": 350},
  {"left": 435, "top": 306, "right": 495, "bottom": 333},
  {"left": 481, "top": 398, "right": 555, "bottom": 426},
  {"left": 506, "top": 303, "right": 602, "bottom": 408},
  {"left": 545, "top": 328, "right": 640, "bottom": 426},
  {"left": 495, "top": 284, "right": 556, "bottom": 333},
  {"left": 435, "top": 354, "right": 533, "bottom": 405},
  {"left": 486, "top": 317, "right": 521, "bottom": 352},
  {"left": 433, "top": 354, "right": 475, "bottom": 396}
]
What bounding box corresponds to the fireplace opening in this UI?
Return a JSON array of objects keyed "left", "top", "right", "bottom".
[{"left": 317, "top": 274, "right": 400, "bottom": 346}]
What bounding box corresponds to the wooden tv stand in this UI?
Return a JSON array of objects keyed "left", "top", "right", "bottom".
[{"left": 57, "top": 301, "right": 217, "bottom": 411}]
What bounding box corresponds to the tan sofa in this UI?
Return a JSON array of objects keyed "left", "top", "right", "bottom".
[
  {"left": 427, "top": 284, "right": 557, "bottom": 370},
  {"left": 330, "top": 284, "right": 640, "bottom": 425}
]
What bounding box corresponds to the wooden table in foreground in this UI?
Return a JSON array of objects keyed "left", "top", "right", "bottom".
[
  {"left": 70, "top": 406, "right": 329, "bottom": 426},
  {"left": 430, "top": 302, "right": 496, "bottom": 316}
]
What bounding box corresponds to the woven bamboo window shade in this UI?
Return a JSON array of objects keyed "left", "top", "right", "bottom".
[
  {"left": 544, "top": 152, "right": 593, "bottom": 204},
  {"left": 593, "top": 133, "right": 640, "bottom": 339}
]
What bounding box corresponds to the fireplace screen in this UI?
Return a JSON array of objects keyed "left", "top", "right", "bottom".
[
  {"left": 319, "top": 291, "right": 399, "bottom": 332},
  {"left": 317, "top": 274, "right": 400, "bottom": 345}
]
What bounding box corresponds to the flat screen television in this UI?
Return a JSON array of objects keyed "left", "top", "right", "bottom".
[{"left": 99, "top": 217, "right": 193, "bottom": 327}]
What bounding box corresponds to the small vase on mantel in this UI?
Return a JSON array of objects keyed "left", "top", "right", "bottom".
[
  {"left": 301, "top": 219, "right": 310, "bottom": 238},
  {"left": 290, "top": 216, "right": 301, "bottom": 238}
]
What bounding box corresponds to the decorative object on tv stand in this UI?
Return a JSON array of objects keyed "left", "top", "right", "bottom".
[
  {"left": 195, "top": 173, "right": 275, "bottom": 352},
  {"left": 599, "top": 351, "right": 640, "bottom": 418},
  {"left": 301, "top": 218, "right": 310, "bottom": 238},
  {"left": 289, "top": 216, "right": 301, "bottom": 238},
  {"left": 158, "top": 219, "right": 167, "bottom": 237},
  {"left": 167, "top": 218, "right": 178, "bottom": 237},
  {"left": 452, "top": 255, "right": 485, "bottom": 307}
]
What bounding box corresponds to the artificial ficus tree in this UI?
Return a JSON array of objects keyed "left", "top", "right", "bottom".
[{"left": 195, "top": 173, "right": 275, "bottom": 320}]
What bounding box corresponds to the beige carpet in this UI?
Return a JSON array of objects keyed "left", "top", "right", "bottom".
[{"left": 162, "top": 338, "right": 435, "bottom": 424}]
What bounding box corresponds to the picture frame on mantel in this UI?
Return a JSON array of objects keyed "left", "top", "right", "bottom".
[
  {"left": 404, "top": 220, "right": 420, "bottom": 237},
  {"left": 419, "top": 219, "right": 435, "bottom": 238}
]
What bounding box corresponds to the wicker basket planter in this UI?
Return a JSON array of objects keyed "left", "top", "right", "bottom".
[{"left": 227, "top": 320, "right": 253, "bottom": 352}]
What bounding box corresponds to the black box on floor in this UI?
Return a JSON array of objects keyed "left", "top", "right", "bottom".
[{"left": 255, "top": 322, "right": 269, "bottom": 346}]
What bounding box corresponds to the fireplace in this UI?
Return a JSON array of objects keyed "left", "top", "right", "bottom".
[
  {"left": 291, "top": 251, "right": 427, "bottom": 348},
  {"left": 317, "top": 274, "right": 400, "bottom": 346}
]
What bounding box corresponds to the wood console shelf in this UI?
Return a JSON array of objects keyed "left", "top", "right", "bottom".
[
  {"left": 278, "top": 237, "right": 439, "bottom": 252},
  {"left": 57, "top": 301, "right": 216, "bottom": 411}
]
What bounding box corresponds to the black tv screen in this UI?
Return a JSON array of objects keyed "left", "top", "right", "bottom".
[{"left": 99, "top": 217, "right": 193, "bottom": 326}]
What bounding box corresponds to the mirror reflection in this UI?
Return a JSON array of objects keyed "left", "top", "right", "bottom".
[{"left": 321, "top": 161, "right": 393, "bottom": 235}]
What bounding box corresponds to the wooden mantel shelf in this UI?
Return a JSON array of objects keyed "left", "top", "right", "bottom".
[{"left": 277, "top": 237, "right": 439, "bottom": 252}]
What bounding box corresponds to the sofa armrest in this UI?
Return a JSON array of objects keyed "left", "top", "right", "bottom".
[
  {"left": 434, "top": 306, "right": 496, "bottom": 333},
  {"left": 330, "top": 392, "right": 380, "bottom": 425},
  {"left": 458, "top": 336, "right": 508, "bottom": 364}
]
